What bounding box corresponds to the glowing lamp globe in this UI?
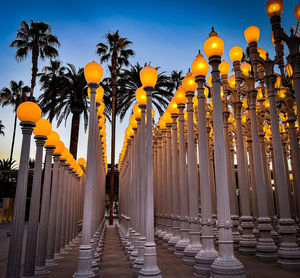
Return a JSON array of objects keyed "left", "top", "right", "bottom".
[
  {"left": 183, "top": 110, "right": 188, "bottom": 121},
  {"left": 286, "top": 64, "right": 293, "bottom": 77},
  {"left": 45, "top": 131, "right": 60, "bottom": 146},
  {"left": 244, "top": 25, "right": 260, "bottom": 44},
  {"left": 275, "top": 75, "right": 281, "bottom": 88},
  {"left": 168, "top": 100, "right": 179, "bottom": 114},
  {"left": 159, "top": 118, "right": 166, "bottom": 129},
  {"left": 228, "top": 75, "right": 236, "bottom": 88},
  {"left": 135, "top": 87, "right": 147, "bottom": 105},
  {"left": 182, "top": 71, "right": 197, "bottom": 93},
  {"left": 99, "top": 115, "right": 105, "bottom": 127},
  {"left": 258, "top": 48, "right": 267, "bottom": 60},
  {"left": 229, "top": 46, "right": 243, "bottom": 62},
  {"left": 163, "top": 111, "right": 172, "bottom": 124},
  {"left": 130, "top": 115, "right": 137, "bottom": 129},
  {"left": 98, "top": 101, "right": 105, "bottom": 116},
  {"left": 78, "top": 158, "right": 86, "bottom": 166},
  {"left": 204, "top": 87, "right": 209, "bottom": 98},
  {"left": 54, "top": 141, "right": 65, "bottom": 154},
  {"left": 295, "top": 2, "right": 300, "bottom": 21},
  {"left": 219, "top": 60, "right": 230, "bottom": 75},
  {"left": 151, "top": 108, "right": 155, "bottom": 119},
  {"left": 61, "top": 148, "right": 70, "bottom": 160},
  {"left": 66, "top": 154, "right": 73, "bottom": 165},
  {"left": 265, "top": 0, "right": 283, "bottom": 18},
  {"left": 207, "top": 76, "right": 212, "bottom": 87},
  {"left": 191, "top": 52, "right": 209, "bottom": 77},
  {"left": 204, "top": 28, "right": 224, "bottom": 58},
  {"left": 95, "top": 86, "right": 104, "bottom": 103},
  {"left": 174, "top": 86, "right": 187, "bottom": 104},
  {"left": 140, "top": 65, "right": 158, "bottom": 87},
  {"left": 241, "top": 62, "right": 251, "bottom": 76},
  {"left": 257, "top": 87, "right": 263, "bottom": 100},
  {"left": 17, "top": 101, "right": 41, "bottom": 123},
  {"left": 33, "top": 119, "right": 52, "bottom": 137},
  {"left": 84, "top": 61, "right": 103, "bottom": 84},
  {"left": 133, "top": 103, "right": 141, "bottom": 118},
  {"left": 193, "top": 95, "right": 198, "bottom": 107}
]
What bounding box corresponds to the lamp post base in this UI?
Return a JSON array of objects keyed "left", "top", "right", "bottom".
[
  {"left": 210, "top": 256, "right": 245, "bottom": 278},
  {"left": 194, "top": 249, "right": 218, "bottom": 277},
  {"left": 239, "top": 216, "right": 257, "bottom": 255},
  {"left": 34, "top": 266, "right": 49, "bottom": 275},
  {"left": 138, "top": 242, "right": 161, "bottom": 278},
  {"left": 133, "top": 236, "right": 146, "bottom": 278},
  {"left": 73, "top": 244, "right": 95, "bottom": 278},
  {"left": 174, "top": 239, "right": 189, "bottom": 258},
  {"left": 183, "top": 244, "right": 202, "bottom": 266}
]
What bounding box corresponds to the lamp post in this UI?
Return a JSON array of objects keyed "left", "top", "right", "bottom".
[
  {"left": 181, "top": 70, "right": 202, "bottom": 266},
  {"left": 191, "top": 52, "right": 218, "bottom": 276},
  {"left": 74, "top": 61, "right": 103, "bottom": 278},
  {"left": 174, "top": 87, "right": 190, "bottom": 259},
  {"left": 139, "top": 65, "right": 161, "bottom": 278},
  {"left": 35, "top": 131, "right": 60, "bottom": 275},
  {"left": 6, "top": 102, "right": 41, "bottom": 278},
  {"left": 23, "top": 119, "right": 51, "bottom": 278},
  {"left": 203, "top": 28, "right": 245, "bottom": 277}
]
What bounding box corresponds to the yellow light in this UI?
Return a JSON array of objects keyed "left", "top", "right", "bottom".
[
  {"left": 241, "top": 62, "right": 251, "bottom": 76},
  {"left": 220, "top": 88, "right": 224, "bottom": 99},
  {"left": 228, "top": 113, "right": 234, "bottom": 123},
  {"left": 84, "top": 61, "right": 103, "bottom": 84},
  {"left": 174, "top": 86, "right": 187, "bottom": 105},
  {"left": 207, "top": 76, "right": 212, "bottom": 88},
  {"left": 228, "top": 75, "right": 236, "bottom": 88},
  {"left": 294, "top": 105, "right": 298, "bottom": 116},
  {"left": 97, "top": 101, "right": 105, "bottom": 116},
  {"left": 229, "top": 45, "right": 243, "bottom": 62},
  {"left": 192, "top": 95, "right": 198, "bottom": 107},
  {"left": 244, "top": 25, "right": 260, "bottom": 44},
  {"left": 135, "top": 87, "right": 147, "bottom": 105},
  {"left": 54, "top": 140, "right": 65, "bottom": 154},
  {"left": 184, "top": 110, "right": 188, "bottom": 121},
  {"left": 204, "top": 28, "right": 224, "bottom": 58},
  {"left": 286, "top": 63, "right": 293, "bottom": 77},
  {"left": 163, "top": 111, "right": 172, "bottom": 124},
  {"left": 290, "top": 173, "right": 293, "bottom": 181},
  {"left": 78, "top": 158, "right": 86, "bottom": 166},
  {"left": 275, "top": 75, "right": 281, "bottom": 88},
  {"left": 242, "top": 98, "right": 248, "bottom": 109},
  {"left": 219, "top": 60, "right": 230, "bottom": 75},
  {"left": 265, "top": 0, "right": 283, "bottom": 18},
  {"left": 133, "top": 103, "right": 141, "bottom": 118},
  {"left": 152, "top": 108, "right": 155, "bottom": 119},
  {"left": 33, "top": 119, "right": 52, "bottom": 137},
  {"left": 96, "top": 86, "right": 104, "bottom": 102},
  {"left": 257, "top": 87, "right": 263, "bottom": 100},
  {"left": 264, "top": 99, "right": 270, "bottom": 108},
  {"left": 242, "top": 114, "right": 247, "bottom": 123},
  {"left": 295, "top": 2, "right": 300, "bottom": 21},
  {"left": 182, "top": 71, "right": 197, "bottom": 93},
  {"left": 279, "top": 89, "right": 286, "bottom": 98},
  {"left": 168, "top": 99, "right": 179, "bottom": 114},
  {"left": 17, "top": 101, "right": 41, "bottom": 123},
  {"left": 191, "top": 52, "right": 209, "bottom": 77},
  {"left": 159, "top": 118, "right": 166, "bottom": 129},
  {"left": 45, "top": 131, "right": 60, "bottom": 146},
  {"left": 140, "top": 65, "right": 158, "bottom": 87},
  {"left": 204, "top": 87, "right": 209, "bottom": 98},
  {"left": 130, "top": 114, "right": 137, "bottom": 129},
  {"left": 61, "top": 148, "right": 70, "bottom": 160},
  {"left": 99, "top": 115, "right": 105, "bottom": 127},
  {"left": 258, "top": 48, "right": 267, "bottom": 60}
]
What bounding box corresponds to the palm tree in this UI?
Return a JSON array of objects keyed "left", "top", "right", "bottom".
[
  {"left": 10, "top": 20, "right": 60, "bottom": 99},
  {"left": 96, "top": 30, "right": 134, "bottom": 225},
  {"left": 117, "top": 62, "right": 174, "bottom": 121},
  {"left": 168, "top": 70, "right": 184, "bottom": 92},
  {"left": 0, "top": 121, "right": 4, "bottom": 136},
  {"left": 0, "top": 159, "right": 17, "bottom": 170},
  {"left": 1, "top": 81, "right": 30, "bottom": 160}
]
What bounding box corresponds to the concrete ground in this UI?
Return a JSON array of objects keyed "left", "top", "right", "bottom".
[{"left": 0, "top": 222, "right": 300, "bottom": 277}]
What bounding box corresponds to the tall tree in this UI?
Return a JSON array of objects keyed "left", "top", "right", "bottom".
[
  {"left": 96, "top": 30, "right": 134, "bottom": 224},
  {"left": 117, "top": 62, "right": 174, "bottom": 121},
  {"left": 168, "top": 69, "right": 184, "bottom": 92},
  {"left": 0, "top": 121, "right": 4, "bottom": 136},
  {"left": 1, "top": 81, "right": 30, "bottom": 160},
  {"left": 10, "top": 20, "right": 60, "bottom": 100}
]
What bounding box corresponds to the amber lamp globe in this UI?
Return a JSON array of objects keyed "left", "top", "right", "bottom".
[
  {"left": 95, "top": 86, "right": 104, "bottom": 103},
  {"left": 140, "top": 65, "right": 158, "bottom": 88},
  {"left": 295, "top": 2, "right": 300, "bottom": 21},
  {"left": 135, "top": 87, "right": 147, "bottom": 105},
  {"left": 130, "top": 115, "right": 137, "bottom": 129},
  {"left": 258, "top": 48, "right": 267, "bottom": 60},
  {"left": 241, "top": 62, "right": 251, "bottom": 76},
  {"left": 193, "top": 95, "right": 198, "bottom": 107},
  {"left": 98, "top": 101, "right": 105, "bottom": 116},
  {"left": 265, "top": 0, "right": 283, "bottom": 18},
  {"left": 17, "top": 101, "right": 41, "bottom": 123},
  {"left": 133, "top": 103, "right": 141, "bottom": 118},
  {"left": 244, "top": 25, "right": 260, "bottom": 44},
  {"left": 61, "top": 148, "right": 70, "bottom": 160},
  {"left": 191, "top": 52, "right": 209, "bottom": 77},
  {"left": 286, "top": 63, "right": 293, "bottom": 77},
  {"left": 159, "top": 118, "right": 166, "bottom": 129},
  {"left": 99, "top": 115, "right": 105, "bottom": 127},
  {"left": 33, "top": 119, "right": 52, "bottom": 137},
  {"left": 229, "top": 46, "right": 243, "bottom": 62},
  {"left": 168, "top": 100, "right": 179, "bottom": 114},
  {"left": 207, "top": 76, "right": 212, "bottom": 87},
  {"left": 45, "top": 131, "right": 60, "bottom": 146},
  {"left": 163, "top": 111, "right": 172, "bottom": 124},
  {"left": 219, "top": 60, "right": 230, "bottom": 75},
  {"left": 204, "top": 87, "right": 209, "bottom": 98},
  {"left": 204, "top": 28, "right": 224, "bottom": 59},
  {"left": 54, "top": 141, "right": 65, "bottom": 154},
  {"left": 78, "top": 158, "right": 86, "bottom": 166},
  {"left": 228, "top": 75, "right": 236, "bottom": 88},
  {"left": 84, "top": 61, "right": 103, "bottom": 84},
  {"left": 174, "top": 86, "right": 187, "bottom": 104},
  {"left": 182, "top": 71, "right": 197, "bottom": 93}
]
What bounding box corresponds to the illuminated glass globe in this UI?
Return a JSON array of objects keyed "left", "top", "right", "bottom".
[
  {"left": 244, "top": 25, "right": 260, "bottom": 44},
  {"left": 295, "top": 2, "right": 300, "bottom": 21},
  {"left": 182, "top": 71, "right": 197, "bottom": 93},
  {"left": 219, "top": 60, "right": 230, "bottom": 75},
  {"left": 258, "top": 48, "right": 267, "bottom": 60},
  {"left": 84, "top": 61, "right": 103, "bottom": 84},
  {"left": 133, "top": 103, "right": 141, "bottom": 118},
  {"left": 191, "top": 52, "right": 209, "bottom": 77},
  {"left": 204, "top": 28, "right": 224, "bottom": 58},
  {"left": 265, "top": 0, "right": 283, "bottom": 18},
  {"left": 45, "top": 131, "right": 60, "bottom": 146},
  {"left": 207, "top": 76, "right": 212, "bottom": 87},
  {"left": 135, "top": 87, "right": 147, "bottom": 105},
  {"left": 54, "top": 141, "right": 65, "bottom": 154},
  {"left": 174, "top": 86, "right": 187, "bottom": 105},
  {"left": 163, "top": 111, "right": 172, "bottom": 124},
  {"left": 140, "top": 65, "right": 158, "bottom": 87},
  {"left": 33, "top": 119, "right": 52, "bottom": 137},
  {"left": 168, "top": 99, "right": 179, "bottom": 114},
  {"left": 229, "top": 46, "right": 243, "bottom": 62},
  {"left": 17, "top": 101, "right": 41, "bottom": 123},
  {"left": 241, "top": 62, "right": 251, "bottom": 76}
]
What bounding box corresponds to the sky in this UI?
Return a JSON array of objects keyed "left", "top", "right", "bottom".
[{"left": 0, "top": 0, "right": 296, "bottom": 166}]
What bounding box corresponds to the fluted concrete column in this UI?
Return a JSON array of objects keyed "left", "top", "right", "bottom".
[
  {"left": 23, "top": 135, "right": 46, "bottom": 277},
  {"left": 233, "top": 101, "right": 257, "bottom": 255},
  {"left": 208, "top": 55, "right": 244, "bottom": 277},
  {"left": 174, "top": 104, "right": 190, "bottom": 258},
  {"left": 194, "top": 76, "right": 218, "bottom": 276},
  {"left": 168, "top": 113, "right": 180, "bottom": 253},
  {"left": 183, "top": 89, "right": 201, "bottom": 266},
  {"left": 6, "top": 122, "right": 35, "bottom": 278},
  {"left": 247, "top": 87, "right": 277, "bottom": 262}
]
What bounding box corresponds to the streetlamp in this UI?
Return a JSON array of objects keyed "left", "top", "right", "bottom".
[
  {"left": 181, "top": 70, "right": 202, "bottom": 266},
  {"left": 6, "top": 101, "right": 41, "bottom": 278},
  {"left": 203, "top": 28, "right": 245, "bottom": 277},
  {"left": 23, "top": 119, "right": 52, "bottom": 277},
  {"left": 139, "top": 65, "right": 161, "bottom": 278},
  {"left": 74, "top": 61, "right": 103, "bottom": 278},
  {"left": 191, "top": 51, "right": 218, "bottom": 276}
]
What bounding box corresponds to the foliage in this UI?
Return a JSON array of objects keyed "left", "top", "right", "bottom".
[{"left": 0, "top": 121, "right": 4, "bottom": 136}]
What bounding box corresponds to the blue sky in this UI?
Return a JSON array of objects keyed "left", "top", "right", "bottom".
[{"left": 0, "top": 0, "right": 296, "bottom": 165}]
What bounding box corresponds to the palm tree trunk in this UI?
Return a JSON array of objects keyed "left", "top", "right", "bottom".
[
  {"left": 9, "top": 113, "right": 17, "bottom": 161},
  {"left": 69, "top": 112, "right": 81, "bottom": 160},
  {"left": 30, "top": 47, "right": 38, "bottom": 101}
]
